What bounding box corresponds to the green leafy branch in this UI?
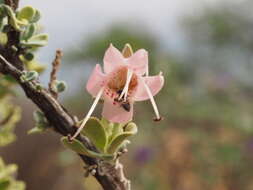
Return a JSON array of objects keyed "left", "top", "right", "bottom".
[
  {"left": 61, "top": 117, "right": 138, "bottom": 162},
  {"left": 0, "top": 4, "right": 48, "bottom": 73},
  {"left": 0, "top": 1, "right": 132, "bottom": 189}
]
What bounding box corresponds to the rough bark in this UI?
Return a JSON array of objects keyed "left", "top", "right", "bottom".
[{"left": 0, "top": 1, "right": 129, "bottom": 189}]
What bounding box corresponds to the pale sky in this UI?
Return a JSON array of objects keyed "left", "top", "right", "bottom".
[
  {"left": 20, "top": 0, "right": 231, "bottom": 62},
  {"left": 18, "top": 0, "right": 243, "bottom": 91}
]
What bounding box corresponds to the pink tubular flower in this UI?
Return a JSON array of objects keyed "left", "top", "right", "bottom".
[{"left": 71, "top": 44, "right": 164, "bottom": 139}]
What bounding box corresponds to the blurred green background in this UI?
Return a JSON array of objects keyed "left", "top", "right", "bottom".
[{"left": 1, "top": 0, "right": 253, "bottom": 190}]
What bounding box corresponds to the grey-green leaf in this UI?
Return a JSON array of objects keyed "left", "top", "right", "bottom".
[
  {"left": 20, "top": 71, "right": 38, "bottom": 82},
  {"left": 107, "top": 122, "right": 138, "bottom": 154},
  {"left": 21, "top": 33, "right": 48, "bottom": 47},
  {"left": 33, "top": 110, "right": 46, "bottom": 123},
  {"left": 61, "top": 137, "right": 115, "bottom": 161},
  {"left": 21, "top": 23, "right": 36, "bottom": 41},
  {"left": 3, "top": 5, "right": 23, "bottom": 31},
  {"left": 108, "top": 123, "right": 123, "bottom": 143},
  {"left": 17, "top": 6, "right": 36, "bottom": 22},
  {"left": 30, "top": 9, "right": 40, "bottom": 23},
  {"left": 124, "top": 122, "right": 138, "bottom": 134},
  {"left": 80, "top": 117, "right": 108, "bottom": 152},
  {"left": 0, "top": 32, "right": 7, "bottom": 45},
  {"left": 27, "top": 125, "right": 45, "bottom": 134},
  {"left": 28, "top": 111, "right": 48, "bottom": 134},
  {"left": 53, "top": 80, "right": 67, "bottom": 93},
  {"left": 101, "top": 117, "right": 114, "bottom": 137}
]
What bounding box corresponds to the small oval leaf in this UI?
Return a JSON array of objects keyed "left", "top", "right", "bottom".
[
  {"left": 21, "top": 33, "right": 48, "bottom": 47},
  {"left": 33, "top": 110, "right": 46, "bottom": 123},
  {"left": 53, "top": 80, "right": 67, "bottom": 93},
  {"left": 20, "top": 71, "right": 38, "bottom": 82},
  {"left": 61, "top": 137, "right": 114, "bottom": 161},
  {"left": 80, "top": 117, "right": 108, "bottom": 152},
  {"left": 107, "top": 122, "right": 138, "bottom": 154},
  {"left": 27, "top": 125, "right": 45, "bottom": 134},
  {"left": 30, "top": 9, "right": 41, "bottom": 23},
  {"left": 108, "top": 123, "right": 123, "bottom": 143},
  {"left": 125, "top": 122, "right": 138, "bottom": 134},
  {"left": 101, "top": 117, "right": 114, "bottom": 137},
  {"left": 21, "top": 23, "right": 36, "bottom": 41},
  {"left": 17, "top": 6, "right": 36, "bottom": 22},
  {"left": 0, "top": 32, "right": 7, "bottom": 45},
  {"left": 3, "top": 5, "right": 23, "bottom": 31}
]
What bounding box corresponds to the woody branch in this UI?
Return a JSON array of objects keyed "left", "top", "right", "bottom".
[{"left": 0, "top": 0, "right": 129, "bottom": 189}]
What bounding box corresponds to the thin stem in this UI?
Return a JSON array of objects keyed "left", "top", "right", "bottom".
[{"left": 49, "top": 49, "right": 63, "bottom": 99}]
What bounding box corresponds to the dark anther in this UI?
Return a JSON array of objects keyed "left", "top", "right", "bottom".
[
  {"left": 67, "top": 134, "right": 73, "bottom": 142},
  {"left": 122, "top": 102, "right": 131, "bottom": 112},
  {"left": 114, "top": 97, "right": 123, "bottom": 103},
  {"left": 153, "top": 117, "right": 163, "bottom": 122},
  {"left": 117, "top": 89, "right": 123, "bottom": 94}
]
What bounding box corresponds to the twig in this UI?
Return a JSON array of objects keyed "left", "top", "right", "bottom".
[
  {"left": 49, "top": 49, "right": 63, "bottom": 99},
  {"left": 0, "top": 47, "right": 129, "bottom": 190},
  {"left": 0, "top": 53, "right": 129, "bottom": 190},
  {"left": 0, "top": 1, "right": 130, "bottom": 188}
]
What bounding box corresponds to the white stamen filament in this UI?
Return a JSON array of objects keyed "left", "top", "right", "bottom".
[
  {"left": 145, "top": 64, "right": 149, "bottom": 76},
  {"left": 118, "top": 69, "right": 133, "bottom": 101},
  {"left": 71, "top": 87, "right": 104, "bottom": 140},
  {"left": 141, "top": 78, "right": 161, "bottom": 120}
]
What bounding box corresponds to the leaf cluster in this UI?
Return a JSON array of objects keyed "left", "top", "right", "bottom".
[{"left": 62, "top": 117, "right": 138, "bottom": 162}]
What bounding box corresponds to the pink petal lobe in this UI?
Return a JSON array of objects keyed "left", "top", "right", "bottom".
[
  {"left": 102, "top": 100, "right": 133, "bottom": 123},
  {"left": 103, "top": 44, "right": 125, "bottom": 74},
  {"left": 134, "top": 74, "right": 164, "bottom": 101},
  {"left": 86, "top": 64, "right": 106, "bottom": 97},
  {"left": 127, "top": 49, "right": 148, "bottom": 75}
]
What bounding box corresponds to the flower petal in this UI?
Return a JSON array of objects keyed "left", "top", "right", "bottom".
[
  {"left": 86, "top": 64, "right": 106, "bottom": 97},
  {"left": 103, "top": 44, "right": 125, "bottom": 74},
  {"left": 102, "top": 100, "right": 133, "bottom": 123},
  {"left": 127, "top": 49, "right": 148, "bottom": 75},
  {"left": 134, "top": 74, "right": 164, "bottom": 101}
]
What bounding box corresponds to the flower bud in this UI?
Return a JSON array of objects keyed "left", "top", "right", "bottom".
[{"left": 122, "top": 43, "right": 133, "bottom": 58}]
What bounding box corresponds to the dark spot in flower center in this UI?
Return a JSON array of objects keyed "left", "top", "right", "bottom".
[{"left": 121, "top": 102, "right": 131, "bottom": 112}]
